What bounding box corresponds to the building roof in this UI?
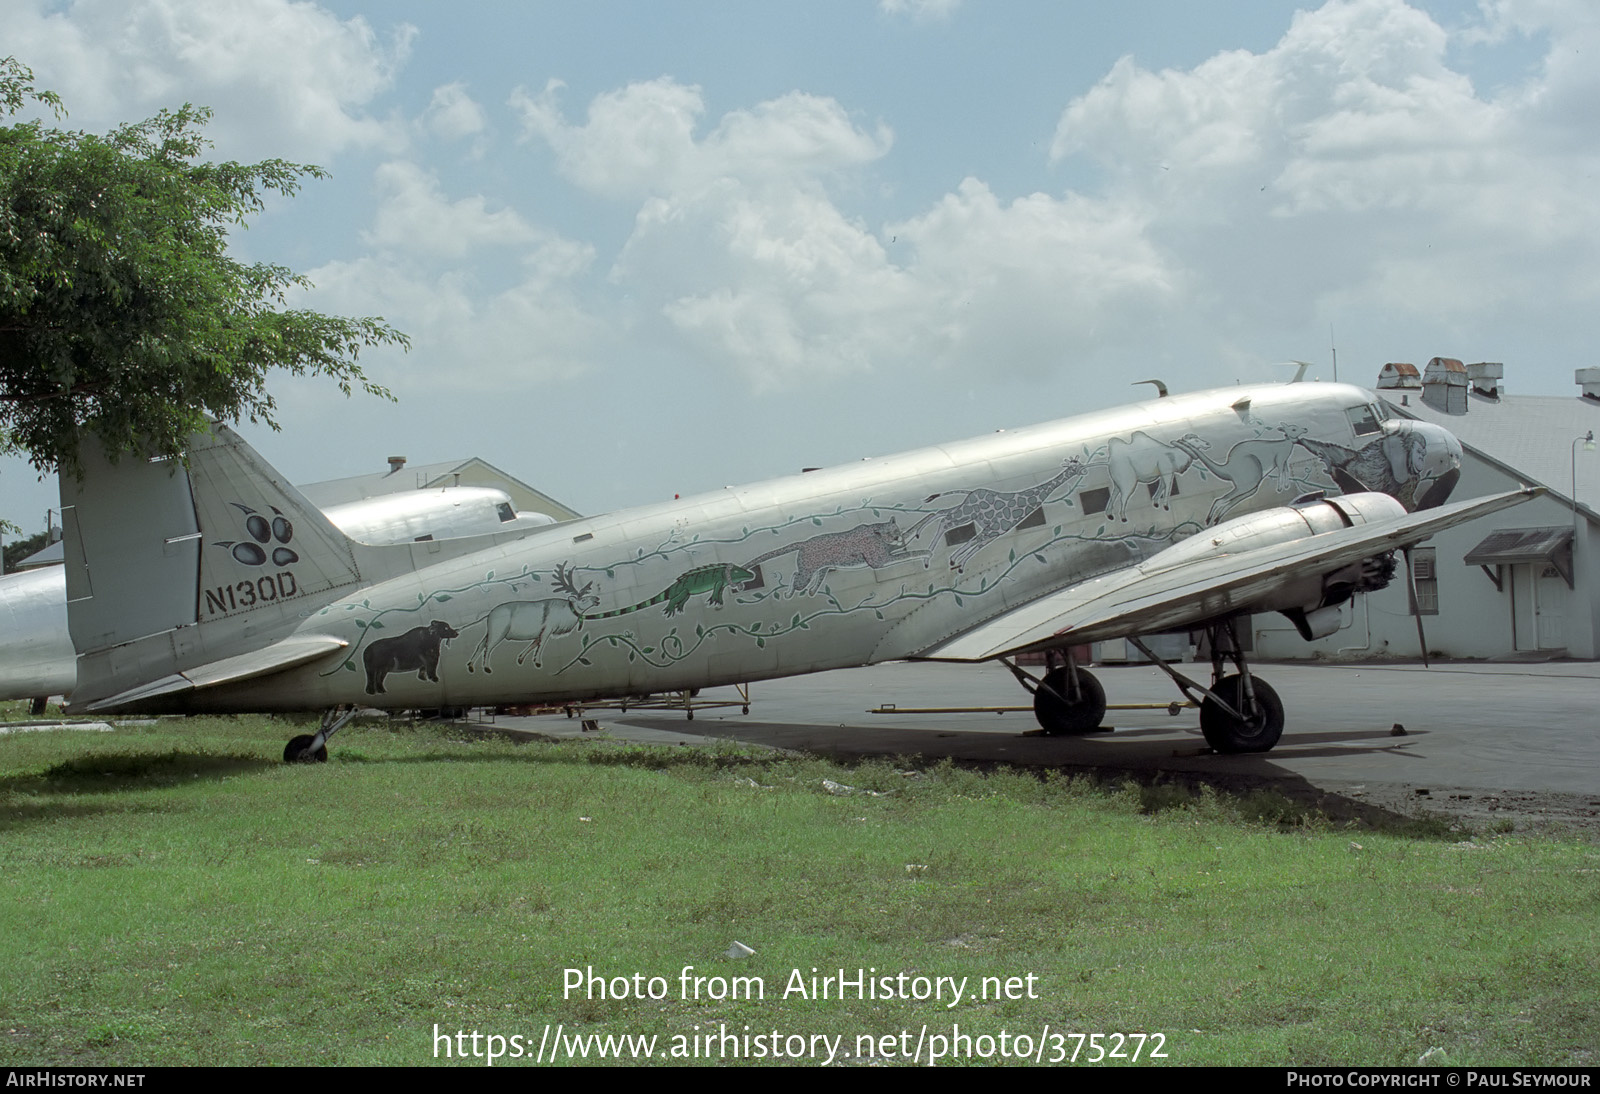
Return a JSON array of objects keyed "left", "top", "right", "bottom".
[
  {"left": 1382, "top": 389, "right": 1600, "bottom": 519},
  {"left": 13, "top": 539, "right": 63, "bottom": 570},
  {"left": 298, "top": 457, "right": 581, "bottom": 521}
]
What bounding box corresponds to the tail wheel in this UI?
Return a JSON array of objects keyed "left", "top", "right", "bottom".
[
  {"left": 1033, "top": 667, "right": 1107, "bottom": 736},
  {"left": 283, "top": 734, "right": 329, "bottom": 764},
  {"left": 1200, "top": 675, "right": 1284, "bottom": 754}
]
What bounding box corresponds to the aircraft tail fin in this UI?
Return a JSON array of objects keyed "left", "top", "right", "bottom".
[{"left": 61, "top": 425, "right": 368, "bottom": 708}]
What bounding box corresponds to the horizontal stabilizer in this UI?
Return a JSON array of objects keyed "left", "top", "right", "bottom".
[
  {"left": 79, "top": 634, "right": 347, "bottom": 713},
  {"left": 918, "top": 487, "right": 1540, "bottom": 662}
]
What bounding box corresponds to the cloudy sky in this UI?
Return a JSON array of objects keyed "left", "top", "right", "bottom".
[{"left": 4, "top": 0, "right": 1598, "bottom": 533}]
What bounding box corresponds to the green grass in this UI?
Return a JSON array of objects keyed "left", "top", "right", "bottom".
[{"left": 1, "top": 713, "right": 1596, "bottom": 1066}]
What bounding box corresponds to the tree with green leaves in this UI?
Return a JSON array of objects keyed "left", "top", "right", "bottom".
[{"left": 0, "top": 57, "right": 404, "bottom": 481}]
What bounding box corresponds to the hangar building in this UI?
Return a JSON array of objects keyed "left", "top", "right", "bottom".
[{"left": 1252, "top": 360, "right": 1600, "bottom": 661}]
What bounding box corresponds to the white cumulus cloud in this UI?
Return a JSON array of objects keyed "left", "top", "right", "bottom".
[{"left": 5, "top": 0, "right": 413, "bottom": 161}]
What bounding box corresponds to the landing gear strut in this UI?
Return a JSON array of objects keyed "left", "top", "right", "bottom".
[
  {"left": 284, "top": 707, "right": 357, "bottom": 764},
  {"left": 1007, "top": 650, "right": 1107, "bottom": 736},
  {"left": 1129, "top": 618, "right": 1283, "bottom": 754}
]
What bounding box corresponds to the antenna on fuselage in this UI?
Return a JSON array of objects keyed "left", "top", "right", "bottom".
[
  {"left": 1288, "top": 360, "right": 1313, "bottom": 383},
  {"left": 1132, "top": 379, "right": 1169, "bottom": 397}
]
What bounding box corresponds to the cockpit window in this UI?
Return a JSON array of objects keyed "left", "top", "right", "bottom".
[
  {"left": 496, "top": 502, "right": 516, "bottom": 523},
  {"left": 1346, "top": 404, "right": 1381, "bottom": 436}
]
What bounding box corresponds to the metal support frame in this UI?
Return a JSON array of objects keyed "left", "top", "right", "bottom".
[
  {"left": 564, "top": 683, "right": 752, "bottom": 722},
  {"left": 1126, "top": 617, "right": 1253, "bottom": 722},
  {"left": 306, "top": 706, "right": 358, "bottom": 755},
  {"left": 1000, "top": 649, "right": 1080, "bottom": 707}
]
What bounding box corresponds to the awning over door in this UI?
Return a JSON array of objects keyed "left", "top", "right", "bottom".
[{"left": 1464, "top": 526, "right": 1574, "bottom": 588}]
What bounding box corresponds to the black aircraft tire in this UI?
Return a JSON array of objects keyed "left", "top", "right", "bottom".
[
  {"left": 1199, "top": 675, "right": 1285, "bottom": 754},
  {"left": 1033, "top": 667, "right": 1107, "bottom": 736},
  {"left": 284, "top": 734, "right": 329, "bottom": 764}
]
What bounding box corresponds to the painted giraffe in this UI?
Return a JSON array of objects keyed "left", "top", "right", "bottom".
[{"left": 907, "top": 457, "right": 1088, "bottom": 570}]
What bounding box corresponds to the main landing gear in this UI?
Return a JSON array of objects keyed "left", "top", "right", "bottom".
[
  {"left": 1010, "top": 619, "right": 1284, "bottom": 753},
  {"left": 1004, "top": 650, "right": 1108, "bottom": 736},
  {"left": 1128, "top": 618, "right": 1283, "bottom": 754},
  {"left": 284, "top": 707, "right": 358, "bottom": 764}
]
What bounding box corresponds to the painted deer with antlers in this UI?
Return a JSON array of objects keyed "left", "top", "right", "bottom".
[{"left": 464, "top": 563, "right": 601, "bottom": 673}]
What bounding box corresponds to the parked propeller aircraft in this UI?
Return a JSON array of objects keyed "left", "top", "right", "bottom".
[
  {"left": 0, "top": 487, "right": 557, "bottom": 704},
  {"left": 57, "top": 381, "right": 1534, "bottom": 762}
]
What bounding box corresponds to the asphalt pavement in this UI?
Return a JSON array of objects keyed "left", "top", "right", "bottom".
[{"left": 492, "top": 659, "right": 1600, "bottom": 825}]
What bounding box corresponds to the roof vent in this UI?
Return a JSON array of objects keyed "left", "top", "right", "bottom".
[
  {"left": 1467, "top": 361, "right": 1503, "bottom": 400},
  {"left": 1577, "top": 367, "right": 1600, "bottom": 402},
  {"left": 1376, "top": 362, "right": 1420, "bottom": 389},
  {"left": 386, "top": 455, "right": 407, "bottom": 473},
  {"left": 1422, "top": 357, "right": 1468, "bottom": 415}
]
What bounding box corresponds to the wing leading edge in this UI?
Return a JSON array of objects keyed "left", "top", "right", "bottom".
[{"left": 917, "top": 487, "right": 1540, "bottom": 662}]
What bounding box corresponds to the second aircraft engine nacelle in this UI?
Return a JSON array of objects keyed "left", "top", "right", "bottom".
[{"left": 1148, "top": 491, "right": 1406, "bottom": 639}]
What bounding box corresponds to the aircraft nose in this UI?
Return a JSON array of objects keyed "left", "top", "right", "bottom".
[{"left": 1394, "top": 420, "right": 1462, "bottom": 510}]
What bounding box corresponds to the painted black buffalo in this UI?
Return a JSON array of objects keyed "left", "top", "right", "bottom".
[{"left": 363, "top": 620, "right": 459, "bottom": 695}]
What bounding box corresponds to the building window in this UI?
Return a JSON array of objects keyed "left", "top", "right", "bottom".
[{"left": 1410, "top": 547, "right": 1438, "bottom": 615}]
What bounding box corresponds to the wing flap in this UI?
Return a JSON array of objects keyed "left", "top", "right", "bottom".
[{"left": 919, "top": 488, "right": 1539, "bottom": 662}]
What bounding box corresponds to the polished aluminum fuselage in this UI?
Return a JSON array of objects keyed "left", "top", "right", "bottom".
[{"left": 158, "top": 382, "right": 1459, "bottom": 713}]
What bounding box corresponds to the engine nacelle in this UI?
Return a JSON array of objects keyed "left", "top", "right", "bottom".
[{"left": 1145, "top": 491, "right": 1405, "bottom": 639}]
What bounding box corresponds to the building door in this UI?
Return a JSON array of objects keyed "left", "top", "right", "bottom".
[
  {"left": 1535, "top": 566, "right": 1567, "bottom": 650},
  {"left": 1511, "top": 565, "right": 1536, "bottom": 651}
]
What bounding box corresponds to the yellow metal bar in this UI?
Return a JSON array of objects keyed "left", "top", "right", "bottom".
[{"left": 870, "top": 701, "right": 1196, "bottom": 715}]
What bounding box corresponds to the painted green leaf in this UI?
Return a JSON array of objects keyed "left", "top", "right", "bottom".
[
  {"left": 1009, "top": 549, "right": 1016, "bottom": 562},
  {"left": 695, "top": 624, "right": 704, "bottom": 637},
  {"left": 436, "top": 593, "right": 451, "bottom": 602},
  {"left": 628, "top": 653, "right": 635, "bottom": 662},
  {"left": 756, "top": 637, "right": 765, "bottom": 648},
  {"left": 791, "top": 614, "right": 800, "bottom": 627},
  {"left": 370, "top": 620, "right": 384, "bottom": 629},
  {"left": 354, "top": 619, "right": 366, "bottom": 629},
  {"left": 954, "top": 595, "right": 964, "bottom": 606},
  {"left": 579, "top": 658, "right": 592, "bottom": 666},
  {"left": 361, "top": 599, "right": 370, "bottom": 608},
  {"left": 344, "top": 662, "right": 357, "bottom": 672},
  {"left": 1054, "top": 526, "right": 1062, "bottom": 534},
  {"left": 1097, "top": 525, "right": 1106, "bottom": 535},
  {"left": 416, "top": 594, "right": 424, "bottom": 604},
  {"left": 606, "top": 569, "right": 615, "bottom": 579},
  {"left": 607, "top": 636, "right": 617, "bottom": 646},
  {"left": 874, "top": 610, "right": 884, "bottom": 620},
  {"left": 642, "top": 646, "right": 654, "bottom": 654},
  {"left": 1034, "top": 554, "right": 1046, "bottom": 564},
  {"left": 485, "top": 571, "right": 494, "bottom": 580}
]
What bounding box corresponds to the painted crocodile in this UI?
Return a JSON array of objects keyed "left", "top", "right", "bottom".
[{"left": 584, "top": 563, "right": 756, "bottom": 619}]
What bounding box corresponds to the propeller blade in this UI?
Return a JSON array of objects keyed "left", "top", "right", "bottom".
[{"left": 1403, "top": 545, "right": 1430, "bottom": 669}]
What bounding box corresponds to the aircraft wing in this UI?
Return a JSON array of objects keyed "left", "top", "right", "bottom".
[
  {"left": 77, "top": 634, "right": 348, "bottom": 713},
  {"left": 918, "top": 488, "right": 1539, "bottom": 662}
]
